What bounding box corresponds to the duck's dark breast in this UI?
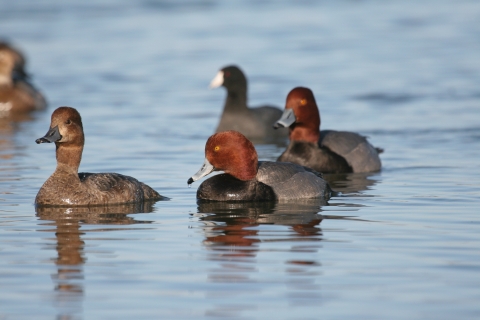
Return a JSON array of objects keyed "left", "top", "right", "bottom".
[
  {"left": 196, "top": 173, "right": 276, "bottom": 201},
  {"left": 277, "top": 140, "right": 352, "bottom": 173}
]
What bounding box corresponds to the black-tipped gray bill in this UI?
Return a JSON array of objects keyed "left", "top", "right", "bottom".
[
  {"left": 273, "top": 108, "right": 296, "bottom": 129},
  {"left": 188, "top": 158, "right": 215, "bottom": 185},
  {"left": 36, "top": 125, "right": 62, "bottom": 144}
]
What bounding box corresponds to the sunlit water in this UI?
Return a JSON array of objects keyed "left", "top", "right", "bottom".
[{"left": 1, "top": 0, "right": 480, "bottom": 319}]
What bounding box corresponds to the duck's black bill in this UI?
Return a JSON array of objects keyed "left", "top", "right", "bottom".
[{"left": 36, "top": 125, "right": 62, "bottom": 144}]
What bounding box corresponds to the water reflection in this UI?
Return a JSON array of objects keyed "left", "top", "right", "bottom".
[
  {"left": 197, "top": 199, "right": 327, "bottom": 270},
  {"left": 324, "top": 172, "right": 380, "bottom": 195},
  {"left": 36, "top": 202, "right": 155, "bottom": 319},
  {"left": 0, "top": 113, "right": 36, "bottom": 160},
  {"left": 196, "top": 200, "right": 346, "bottom": 315}
]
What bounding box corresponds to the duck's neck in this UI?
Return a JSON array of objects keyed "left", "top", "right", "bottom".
[
  {"left": 54, "top": 144, "right": 83, "bottom": 175},
  {"left": 224, "top": 85, "right": 248, "bottom": 112},
  {"left": 289, "top": 125, "right": 320, "bottom": 144},
  {"left": 229, "top": 149, "right": 258, "bottom": 181},
  {"left": 232, "top": 163, "right": 257, "bottom": 181},
  {"left": 0, "top": 74, "right": 12, "bottom": 87}
]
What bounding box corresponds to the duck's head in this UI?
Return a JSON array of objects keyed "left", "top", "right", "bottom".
[
  {"left": 209, "top": 65, "right": 247, "bottom": 91},
  {"left": 36, "top": 106, "right": 84, "bottom": 147},
  {"left": 188, "top": 130, "right": 258, "bottom": 185},
  {"left": 273, "top": 87, "right": 320, "bottom": 143},
  {"left": 0, "top": 48, "right": 17, "bottom": 85}
]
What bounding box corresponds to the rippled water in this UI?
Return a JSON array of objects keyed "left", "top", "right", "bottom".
[{"left": 1, "top": 0, "right": 480, "bottom": 319}]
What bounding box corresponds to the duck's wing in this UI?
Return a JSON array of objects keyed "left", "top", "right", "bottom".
[
  {"left": 79, "top": 172, "right": 163, "bottom": 203},
  {"left": 256, "top": 161, "right": 331, "bottom": 201},
  {"left": 319, "top": 130, "right": 382, "bottom": 173}
]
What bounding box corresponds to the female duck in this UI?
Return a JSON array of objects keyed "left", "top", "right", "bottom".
[
  {"left": 274, "top": 87, "right": 382, "bottom": 173},
  {"left": 209, "top": 65, "right": 287, "bottom": 142},
  {"left": 0, "top": 42, "right": 46, "bottom": 113},
  {"left": 35, "top": 107, "right": 163, "bottom": 206},
  {"left": 188, "top": 131, "right": 331, "bottom": 201}
]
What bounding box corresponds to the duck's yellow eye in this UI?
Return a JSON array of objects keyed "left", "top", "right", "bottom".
[
  {"left": 300, "top": 98, "right": 307, "bottom": 105},
  {"left": 214, "top": 146, "right": 220, "bottom": 151}
]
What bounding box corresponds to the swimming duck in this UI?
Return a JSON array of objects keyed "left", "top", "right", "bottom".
[
  {"left": 0, "top": 42, "right": 47, "bottom": 113},
  {"left": 187, "top": 130, "right": 331, "bottom": 201},
  {"left": 209, "top": 65, "right": 287, "bottom": 142},
  {"left": 274, "top": 87, "right": 382, "bottom": 173},
  {"left": 35, "top": 107, "right": 164, "bottom": 206},
  {"left": 0, "top": 42, "right": 26, "bottom": 78}
]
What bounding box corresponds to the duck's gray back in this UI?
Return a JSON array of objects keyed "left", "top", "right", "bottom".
[
  {"left": 320, "top": 130, "right": 381, "bottom": 173},
  {"left": 256, "top": 161, "right": 331, "bottom": 201}
]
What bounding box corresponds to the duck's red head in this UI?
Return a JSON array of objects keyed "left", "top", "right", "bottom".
[
  {"left": 275, "top": 87, "right": 320, "bottom": 143},
  {"left": 188, "top": 131, "right": 258, "bottom": 184}
]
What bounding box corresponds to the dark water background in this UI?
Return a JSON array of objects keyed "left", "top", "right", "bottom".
[{"left": 1, "top": 0, "right": 480, "bottom": 319}]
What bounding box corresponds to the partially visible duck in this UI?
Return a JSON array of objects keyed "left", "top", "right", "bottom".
[
  {"left": 187, "top": 131, "right": 331, "bottom": 201},
  {"left": 274, "top": 87, "right": 382, "bottom": 173},
  {"left": 209, "top": 65, "right": 287, "bottom": 142},
  {"left": 0, "top": 41, "right": 26, "bottom": 77},
  {"left": 35, "top": 107, "right": 164, "bottom": 207},
  {"left": 0, "top": 42, "right": 46, "bottom": 114}
]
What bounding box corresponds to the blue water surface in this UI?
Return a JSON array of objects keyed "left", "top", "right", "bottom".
[{"left": 1, "top": 0, "right": 480, "bottom": 319}]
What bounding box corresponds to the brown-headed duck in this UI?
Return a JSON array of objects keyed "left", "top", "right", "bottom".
[
  {"left": 187, "top": 130, "right": 331, "bottom": 201},
  {"left": 209, "top": 65, "right": 287, "bottom": 142},
  {"left": 274, "top": 87, "right": 382, "bottom": 173},
  {"left": 0, "top": 42, "right": 46, "bottom": 114},
  {"left": 35, "top": 107, "right": 164, "bottom": 206},
  {"left": 0, "top": 42, "right": 26, "bottom": 75}
]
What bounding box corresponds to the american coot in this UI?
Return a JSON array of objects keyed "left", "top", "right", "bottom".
[{"left": 209, "top": 65, "right": 287, "bottom": 142}]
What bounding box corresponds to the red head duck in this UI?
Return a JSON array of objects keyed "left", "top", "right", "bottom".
[
  {"left": 274, "top": 87, "right": 382, "bottom": 173},
  {"left": 188, "top": 130, "right": 331, "bottom": 201}
]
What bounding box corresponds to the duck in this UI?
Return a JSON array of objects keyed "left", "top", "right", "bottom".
[
  {"left": 209, "top": 65, "right": 287, "bottom": 142},
  {"left": 274, "top": 87, "right": 382, "bottom": 173},
  {"left": 0, "top": 41, "right": 26, "bottom": 77},
  {"left": 187, "top": 130, "right": 331, "bottom": 201},
  {"left": 0, "top": 42, "right": 47, "bottom": 114},
  {"left": 35, "top": 106, "right": 164, "bottom": 206}
]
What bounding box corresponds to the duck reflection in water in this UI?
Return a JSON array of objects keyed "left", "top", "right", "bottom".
[
  {"left": 196, "top": 199, "right": 328, "bottom": 264},
  {"left": 36, "top": 202, "right": 155, "bottom": 318}
]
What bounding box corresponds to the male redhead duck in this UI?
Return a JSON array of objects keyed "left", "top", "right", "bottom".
[
  {"left": 187, "top": 130, "right": 331, "bottom": 201},
  {"left": 35, "top": 107, "right": 164, "bottom": 206},
  {"left": 0, "top": 42, "right": 47, "bottom": 113},
  {"left": 274, "top": 87, "right": 382, "bottom": 173},
  {"left": 209, "top": 65, "right": 287, "bottom": 142}
]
